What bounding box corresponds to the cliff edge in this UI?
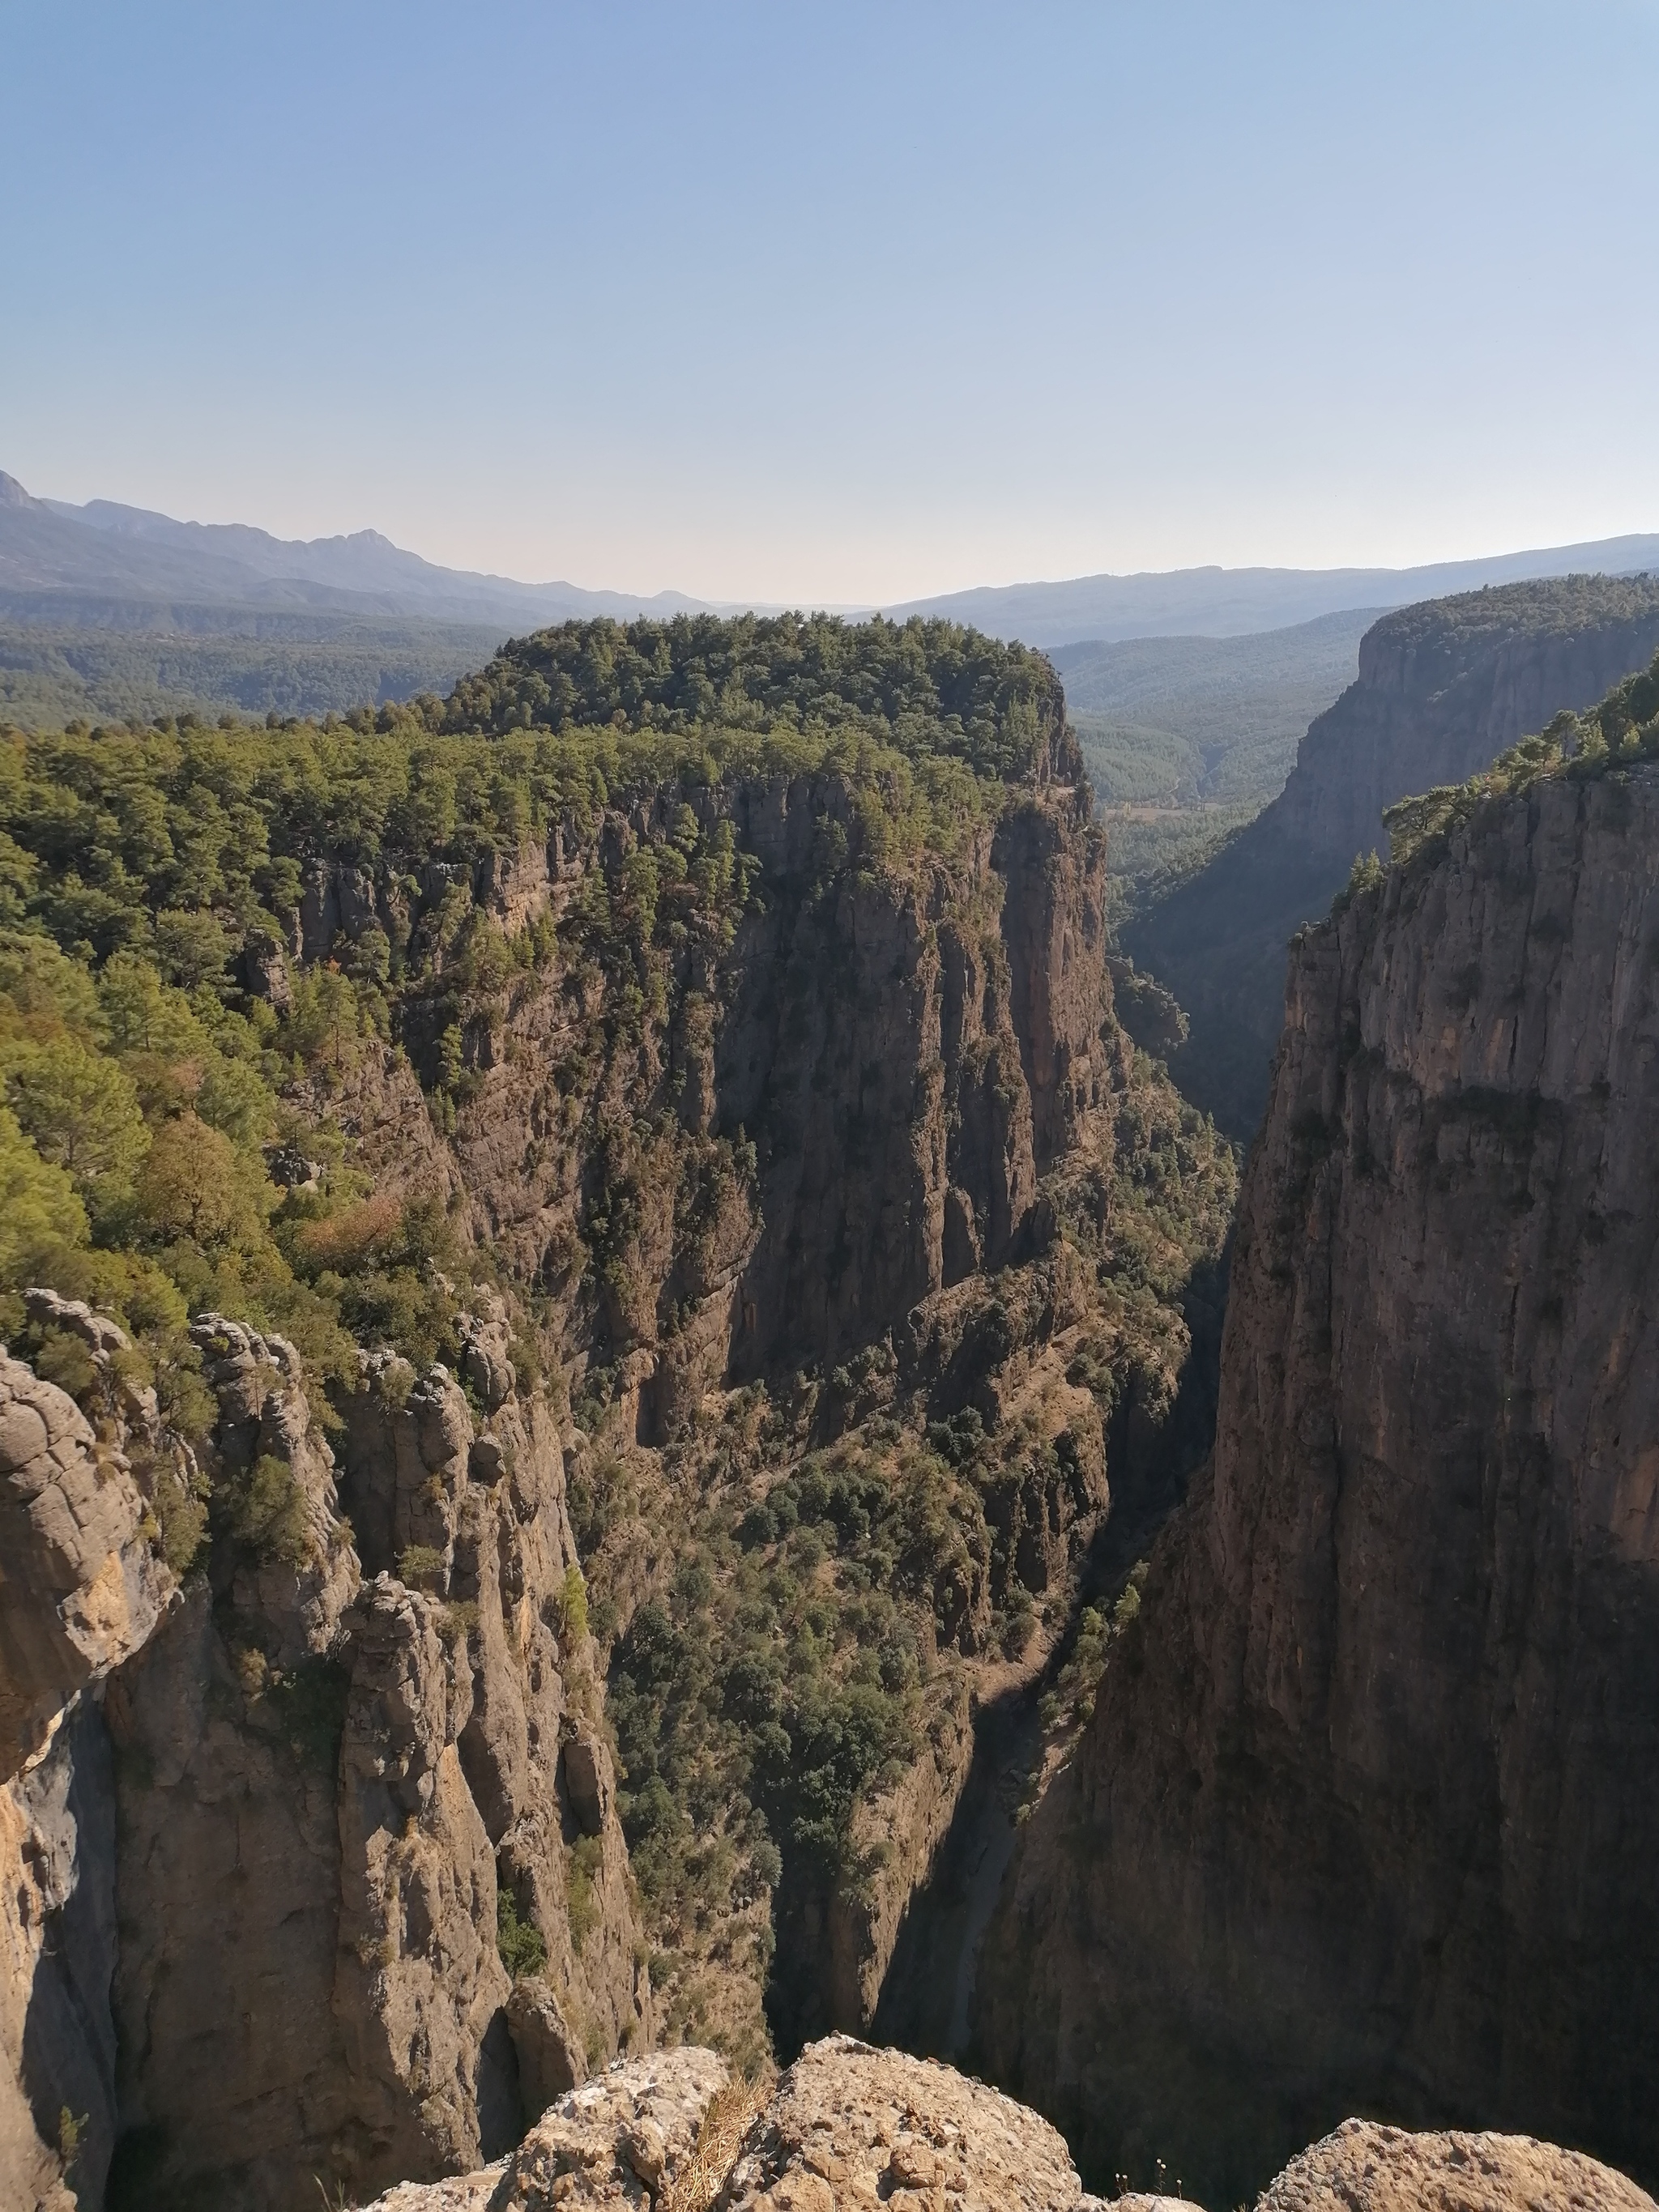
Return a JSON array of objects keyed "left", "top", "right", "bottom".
[
  {"left": 978, "top": 713, "right": 1659, "bottom": 2199},
  {"left": 1124, "top": 573, "right": 1659, "bottom": 1132}
]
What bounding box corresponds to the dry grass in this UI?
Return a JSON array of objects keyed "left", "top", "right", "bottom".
[{"left": 661, "top": 2067, "right": 775, "bottom": 2212}]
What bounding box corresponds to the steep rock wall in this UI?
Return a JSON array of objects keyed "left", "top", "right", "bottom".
[
  {"left": 977, "top": 762, "right": 1659, "bottom": 2201},
  {"left": 1124, "top": 577, "right": 1659, "bottom": 1134},
  {"left": 0, "top": 1311, "right": 180, "bottom": 2212},
  {"left": 0, "top": 1299, "right": 646, "bottom": 2212},
  {"left": 105, "top": 1311, "right": 647, "bottom": 2210},
  {"left": 360, "top": 774, "right": 1122, "bottom": 1434}
]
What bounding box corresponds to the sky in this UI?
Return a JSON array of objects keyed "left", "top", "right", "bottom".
[{"left": 4, "top": 0, "right": 1658, "bottom": 603}]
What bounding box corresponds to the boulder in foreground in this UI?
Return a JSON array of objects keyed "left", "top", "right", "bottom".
[
  {"left": 1258, "top": 2118, "right": 1657, "bottom": 2212},
  {"left": 360, "top": 2044, "right": 1659, "bottom": 2212}
]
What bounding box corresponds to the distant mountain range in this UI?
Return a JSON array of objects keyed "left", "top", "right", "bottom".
[
  {"left": 3, "top": 465, "right": 1657, "bottom": 650},
  {"left": 0, "top": 471, "right": 714, "bottom": 635},
  {"left": 887, "top": 538, "right": 1659, "bottom": 644}
]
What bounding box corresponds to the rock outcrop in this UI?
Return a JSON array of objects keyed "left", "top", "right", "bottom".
[
  {"left": 362, "top": 2047, "right": 731, "bottom": 2210},
  {"left": 1124, "top": 574, "right": 1659, "bottom": 1132},
  {"left": 0, "top": 1324, "right": 179, "bottom": 2212},
  {"left": 1259, "top": 2120, "right": 1657, "bottom": 2212},
  {"left": 358, "top": 2040, "right": 1659, "bottom": 2212},
  {"left": 0, "top": 1336, "right": 170, "bottom": 1775},
  {"left": 719, "top": 2034, "right": 1091, "bottom": 2211},
  {"left": 977, "top": 757, "right": 1659, "bottom": 2201},
  {"left": 101, "top": 1314, "right": 647, "bottom": 2210},
  {"left": 0, "top": 1297, "right": 646, "bottom": 2212}
]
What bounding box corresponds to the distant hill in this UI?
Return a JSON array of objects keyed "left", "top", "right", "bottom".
[
  {"left": 0, "top": 466, "right": 731, "bottom": 727},
  {"left": 889, "top": 537, "right": 1659, "bottom": 646},
  {"left": 1123, "top": 574, "right": 1659, "bottom": 1136},
  {"left": 6, "top": 464, "right": 1659, "bottom": 754}
]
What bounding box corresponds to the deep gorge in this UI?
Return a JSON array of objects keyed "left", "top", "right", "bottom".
[{"left": 2, "top": 605, "right": 1658, "bottom": 2210}]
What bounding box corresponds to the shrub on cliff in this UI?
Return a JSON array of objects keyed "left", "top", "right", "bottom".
[{"left": 1382, "top": 646, "right": 1659, "bottom": 871}]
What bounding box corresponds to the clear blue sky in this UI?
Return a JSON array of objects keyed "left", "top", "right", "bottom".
[{"left": 5, "top": 1, "right": 1657, "bottom": 602}]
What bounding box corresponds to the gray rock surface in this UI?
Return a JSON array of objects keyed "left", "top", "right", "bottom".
[
  {"left": 978, "top": 762, "right": 1659, "bottom": 2201},
  {"left": 1124, "top": 583, "right": 1659, "bottom": 1132},
  {"left": 0, "top": 1345, "right": 170, "bottom": 1775}
]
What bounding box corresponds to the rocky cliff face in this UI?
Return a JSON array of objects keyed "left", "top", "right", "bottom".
[
  {"left": 1124, "top": 575, "right": 1659, "bottom": 1134},
  {"left": 977, "top": 757, "right": 1659, "bottom": 2202},
  {"left": 287, "top": 752, "right": 1230, "bottom": 2073},
  {"left": 0, "top": 1300, "right": 184, "bottom": 2212},
  {"left": 0, "top": 714, "right": 1235, "bottom": 2205},
  {"left": 0, "top": 1296, "right": 646, "bottom": 2212}
]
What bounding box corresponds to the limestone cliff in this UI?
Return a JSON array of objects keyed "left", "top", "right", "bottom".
[
  {"left": 0, "top": 1298, "right": 647, "bottom": 2212},
  {"left": 977, "top": 755, "right": 1659, "bottom": 2201},
  {"left": 289, "top": 748, "right": 1230, "bottom": 2069},
  {"left": 0, "top": 1302, "right": 182, "bottom": 2212},
  {"left": 1124, "top": 574, "right": 1659, "bottom": 1133},
  {"left": 104, "top": 1310, "right": 646, "bottom": 2210}
]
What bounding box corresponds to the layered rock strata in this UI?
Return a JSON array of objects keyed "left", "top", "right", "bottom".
[{"left": 977, "top": 761, "right": 1659, "bottom": 2199}]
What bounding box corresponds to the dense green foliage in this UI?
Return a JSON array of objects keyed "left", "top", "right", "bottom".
[
  {"left": 1365, "top": 573, "right": 1659, "bottom": 663},
  {"left": 0, "top": 612, "right": 1085, "bottom": 1600},
  {"left": 446, "top": 612, "right": 1070, "bottom": 784},
  {"left": 1060, "top": 611, "right": 1367, "bottom": 803},
  {"left": 0, "top": 616, "right": 505, "bottom": 731},
  {"left": 1382, "top": 646, "right": 1659, "bottom": 868}
]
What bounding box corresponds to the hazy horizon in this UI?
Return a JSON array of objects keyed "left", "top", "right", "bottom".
[
  {"left": 6, "top": 2, "right": 1659, "bottom": 603},
  {"left": 19, "top": 471, "right": 1659, "bottom": 625}
]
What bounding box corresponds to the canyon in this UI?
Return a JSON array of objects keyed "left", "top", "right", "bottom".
[
  {"left": 2, "top": 610, "right": 1658, "bottom": 2211},
  {"left": 1125, "top": 574, "right": 1659, "bottom": 1132}
]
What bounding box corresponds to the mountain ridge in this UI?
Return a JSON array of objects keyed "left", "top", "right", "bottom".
[{"left": 8, "top": 469, "right": 1659, "bottom": 648}]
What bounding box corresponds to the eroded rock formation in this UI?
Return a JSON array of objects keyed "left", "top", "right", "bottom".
[
  {"left": 977, "top": 760, "right": 1659, "bottom": 2201},
  {"left": 0, "top": 1332, "right": 170, "bottom": 1776},
  {"left": 0, "top": 1301, "right": 646, "bottom": 2211},
  {"left": 0, "top": 1308, "right": 182, "bottom": 2212},
  {"left": 1260, "top": 2120, "right": 1658, "bottom": 2212}
]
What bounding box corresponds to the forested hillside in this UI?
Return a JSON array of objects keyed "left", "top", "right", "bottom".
[
  {"left": 0, "top": 614, "right": 508, "bottom": 730},
  {"left": 0, "top": 613, "right": 1235, "bottom": 2202}
]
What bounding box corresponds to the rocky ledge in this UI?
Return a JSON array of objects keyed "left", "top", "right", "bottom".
[{"left": 361, "top": 2039, "right": 1655, "bottom": 2212}]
